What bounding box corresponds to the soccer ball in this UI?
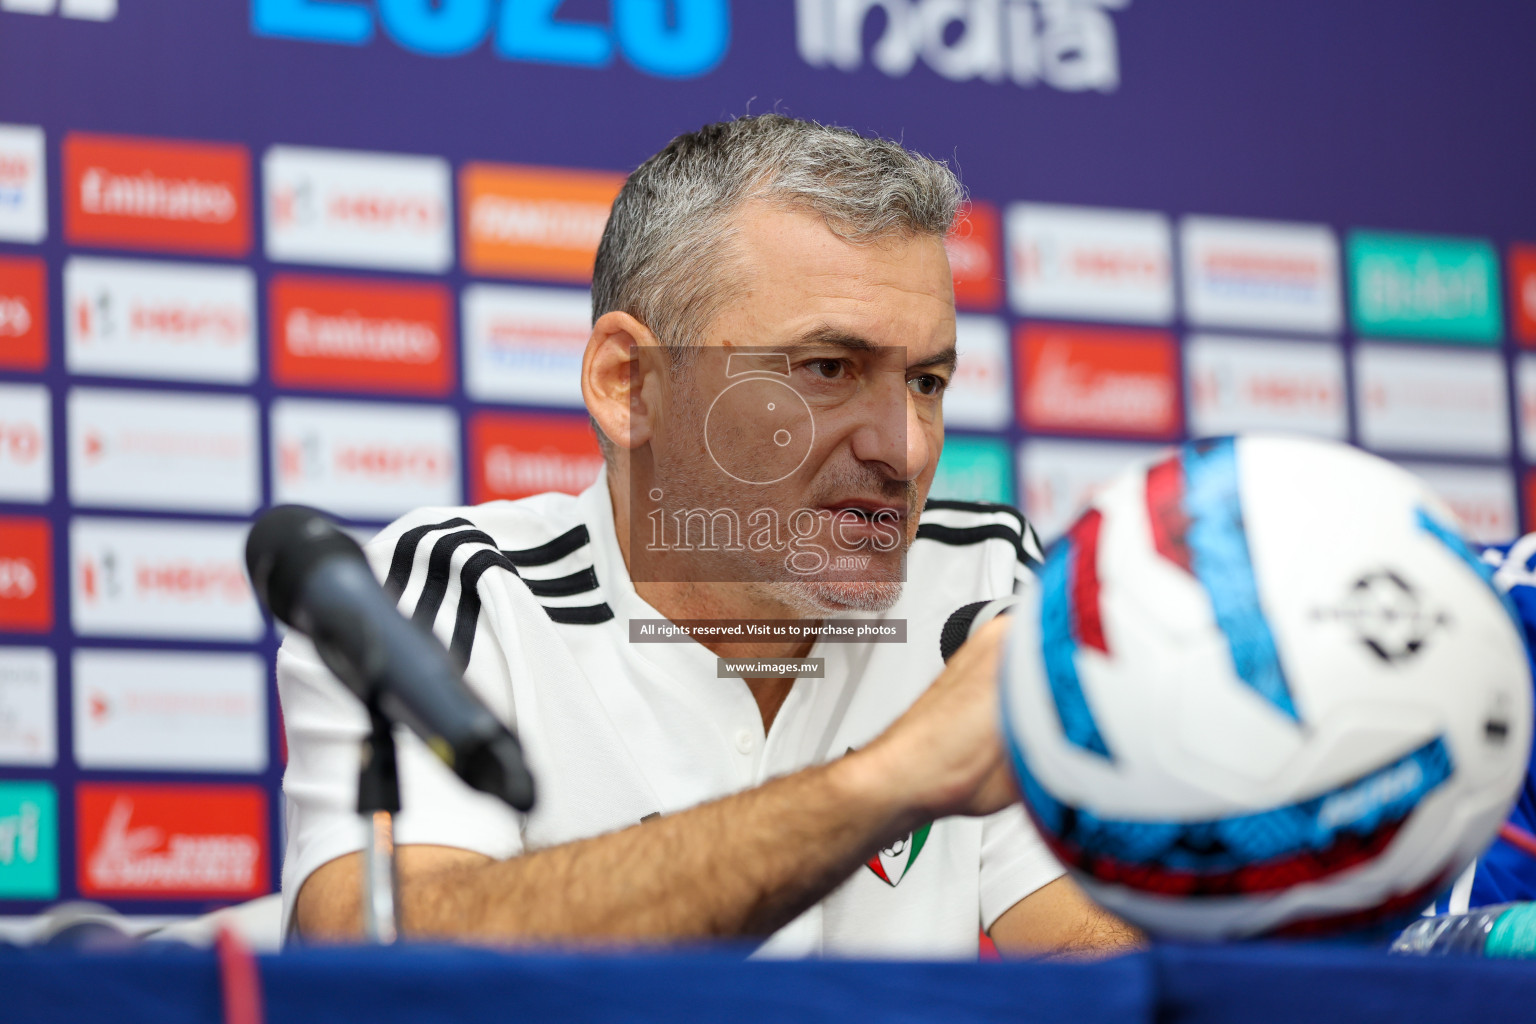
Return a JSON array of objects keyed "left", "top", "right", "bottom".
[{"left": 999, "top": 435, "right": 1532, "bottom": 939}]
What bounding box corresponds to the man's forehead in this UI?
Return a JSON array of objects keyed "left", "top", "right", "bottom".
[{"left": 720, "top": 203, "right": 956, "bottom": 348}]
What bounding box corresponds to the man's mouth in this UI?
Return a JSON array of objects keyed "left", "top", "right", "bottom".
[{"left": 820, "top": 500, "right": 906, "bottom": 524}]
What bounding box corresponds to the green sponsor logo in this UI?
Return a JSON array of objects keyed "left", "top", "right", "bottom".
[
  {"left": 0, "top": 782, "right": 57, "bottom": 900},
  {"left": 932, "top": 436, "right": 1014, "bottom": 504},
  {"left": 1348, "top": 231, "right": 1502, "bottom": 343}
]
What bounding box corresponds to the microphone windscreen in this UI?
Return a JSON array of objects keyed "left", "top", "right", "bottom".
[
  {"left": 940, "top": 600, "right": 991, "bottom": 663},
  {"left": 245, "top": 505, "right": 366, "bottom": 624}
]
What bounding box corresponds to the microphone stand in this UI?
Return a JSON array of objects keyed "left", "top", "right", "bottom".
[{"left": 356, "top": 701, "right": 401, "bottom": 945}]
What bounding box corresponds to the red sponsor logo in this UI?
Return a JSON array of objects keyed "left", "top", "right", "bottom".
[
  {"left": 80, "top": 427, "right": 247, "bottom": 463},
  {"left": 0, "top": 417, "right": 43, "bottom": 467},
  {"left": 279, "top": 434, "right": 455, "bottom": 487},
  {"left": 1016, "top": 323, "right": 1181, "bottom": 438},
  {"left": 0, "top": 152, "right": 30, "bottom": 191},
  {"left": 1447, "top": 495, "right": 1513, "bottom": 545},
  {"left": 1200, "top": 250, "right": 1325, "bottom": 286},
  {"left": 76, "top": 783, "right": 269, "bottom": 900},
  {"left": 64, "top": 134, "right": 251, "bottom": 256},
  {"left": 1189, "top": 367, "right": 1340, "bottom": 414},
  {"left": 946, "top": 202, "right": 1003, "bottom": 311},
  {"left": 86, "top": 688, "right": 254, "bottom": 727},
  {"left": 470, "top": 411, "right": 603, "bottom": 503},
  {"left": 75, "top": 292, "right": 247, "bottom": 347},
  {"left": 0, "top": 517, "right": 51, "bottom": 633},
  {"left": 272, "top": 185, "right": 444, "bottom": 232},
  {"left": 80, "top": 554, "right": 249, "bottom": 605},
  {"left": 0, "top": 256, "right": 47, "bottom": 371},
  {"left": 1243, "top": 374, "right": 1336, "bottom": 409},
  {"left": 1024, "top": 244, "right": 1166, "bottom": 285},
  {"left": 1511, "top": 244, "right": 1536, "bottom": 346},
  {"left": 270, "top": 275, "right": 454, "bottom": 396}
]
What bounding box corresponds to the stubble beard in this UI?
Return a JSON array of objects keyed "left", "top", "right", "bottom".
[
  {"left": 654, "top": 447, "right": 913, "bottom": 616},
  {"left": 650, "top": 369, "right": 917, "bottom": 616},
  {"left": 763, "top": 577, "right": 906, "bottom": 616}
]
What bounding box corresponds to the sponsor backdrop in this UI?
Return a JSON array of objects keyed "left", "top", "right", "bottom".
[{"left": 0, "top": 1, "right": 1534, "bottom": 916}]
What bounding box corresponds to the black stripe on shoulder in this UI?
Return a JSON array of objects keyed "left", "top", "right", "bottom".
[
  {"left": 544, "top": 602, "right": 615, "bottom": 625},
  {"left": 924, "top": 499, "right": 1027, "bottom": 531},
  {"left": 502, "top": 524, "right": 591, "bottom": 567},
  {"left": 413, "top": 529, "right": 499, "bottom": 628},
  {"left": 384, "top": 517, "right": 473, "bottom": 599},
  {"left": 915, "top": 522, "right": 1041, "bottom": 569},
  {"left": 1021, "top": 520, "right": 1045, "bottom": 566},
  {"left": 920, "top": 501, "right": 1044, "bottom": 568},
  {"left": 447, "top": 559, "right": 605, "bottom": 668},
  {"left": 447, "top": 548, "right": 516, "bottom": 671},
  {"left": 522, "top": 566, "right": 600, "bottom": 599},
  {"left": 923, "top": 499, "right": 1020, "bottom": 514}
]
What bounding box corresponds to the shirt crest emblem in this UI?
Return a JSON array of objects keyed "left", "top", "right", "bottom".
[{"left": 865, "top": 822, "right": 932, "bottom": 886}]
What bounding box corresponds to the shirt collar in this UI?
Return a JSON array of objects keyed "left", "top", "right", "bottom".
[{"left": 578, "top": 471, "right": 719, "bottom": 678}]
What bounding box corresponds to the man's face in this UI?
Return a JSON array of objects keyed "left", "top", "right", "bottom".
[{"left": 635, "top": 202, "right": 956, "bottom": 614}]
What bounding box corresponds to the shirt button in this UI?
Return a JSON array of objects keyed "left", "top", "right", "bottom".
[{"left": 734, "top": 728, "right": 756, "bottom": 754}]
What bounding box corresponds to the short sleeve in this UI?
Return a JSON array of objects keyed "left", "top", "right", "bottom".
[
  {"left": 276, "top": 511, "right": 532, "bottom": 940},
  {"left": 978, "top": 804, "right": 1065, "bottom": 932},
  {"left": 276, "top": 634, "right": 526, "bottom": 939}
]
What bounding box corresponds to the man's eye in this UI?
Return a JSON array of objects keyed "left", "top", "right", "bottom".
[
  {"left": 909, "top": 374, "right": 946, "bottom": 397},
  {"left": 809, "top": 359, "right": 846, "bottom": 379}
]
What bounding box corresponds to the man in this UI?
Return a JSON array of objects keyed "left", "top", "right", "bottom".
[{"left": 281, "top": 115, "right": 1137, "bottom": 957}]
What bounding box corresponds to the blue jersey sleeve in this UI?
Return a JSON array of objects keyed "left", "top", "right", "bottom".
[{"left": 1435, "top": 537, "right": 1536, "bottom": 912}]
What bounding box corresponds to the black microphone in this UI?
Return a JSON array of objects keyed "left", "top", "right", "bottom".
[
  {"left": 246, "top": 506, "right": 535, "bottom": 811},
  {"left": 940, "top": 596, "right": 1020, "bottom": 663}
]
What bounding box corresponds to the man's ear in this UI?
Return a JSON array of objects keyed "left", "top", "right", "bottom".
[{"left": 583, "top": 311, "right": 662, "bottom": 451}]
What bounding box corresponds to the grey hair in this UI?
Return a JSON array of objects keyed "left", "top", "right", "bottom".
[{"left": 591, "top": 114, "right": 965, "bottom": 350}]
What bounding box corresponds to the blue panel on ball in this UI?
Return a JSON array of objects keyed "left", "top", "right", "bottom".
[
  {"left": 1039, "top": 532, "right": 1113, "bottom": 760},
  {"left": 1182, "top": 438, "right": 1300, "bottom": 722},
  {"left": 1005, "top": 722, "right": 1454, "bottom": 895}
]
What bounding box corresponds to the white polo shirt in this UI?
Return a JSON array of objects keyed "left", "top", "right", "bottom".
[{"left": 277, "top": 475, "right": 1063, "bottom": 957}]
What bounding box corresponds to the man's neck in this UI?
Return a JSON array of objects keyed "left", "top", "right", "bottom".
[{"left": 608, "top": 468, "right": 816, "bottom": 661}]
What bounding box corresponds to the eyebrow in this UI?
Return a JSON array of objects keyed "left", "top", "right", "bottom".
[
  {"left": 914, "top": 346, "right": 958, "bottom": 374},
  {"left": 786, "top": 326, "right": 959, "bottom": 373}
]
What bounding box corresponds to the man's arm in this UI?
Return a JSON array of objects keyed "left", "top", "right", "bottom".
[
  {"left": 298, "top": 617, "right": 1022, "bottom": 944},
  {"left": 304, "top": 752, "right": 917, "bottom": 942},
  {"left": 987, "top": 875, "right": 1144, "bottom": 959}
]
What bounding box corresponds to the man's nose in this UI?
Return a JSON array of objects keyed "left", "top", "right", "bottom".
[{"left": 847, "top": 384, "right": 932, "bottom": 482}]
